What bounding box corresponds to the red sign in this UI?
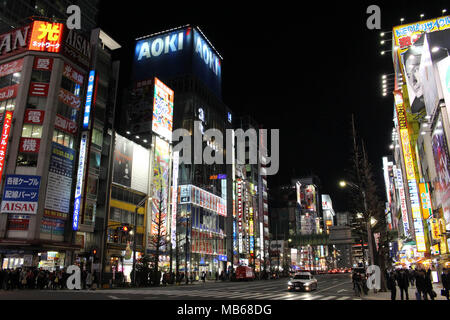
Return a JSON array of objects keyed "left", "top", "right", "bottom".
[
  {"left": 62, "top": 63, "right": 84, "bottom": 85},
  {"left": 0, "top": 58, "right": 24, "bottom": 77},
  {"left": 58, "top": 88, "right": 81, "bottom": 109},
  {"left": 0, "top": 111, "right": 13, "bottom": 179},
  {"left": 55, "top": 114, "right": 77, "bottom": 135},
  {"left": 0, "top": 84, "right": 19, "bottom": 101},
  {"left": 19, "top": 137, "right": 40, "bottom": 153},
  {"left": 33, "top": 57, "right": 53, "bottom": 71},
  {"left": 24, "top": 109, "right": 45, "bottom": 124},
  {"left": 29, "top": 82, "right": 49, "bottom": 96},
  {"left": 28, "top": 21, "right": 63, "bottom": 53},
  {"left": 7, "top": 217, "right": 30, "bottom": 231},
  {"left": 0, "top": 25, "right": 31, "bottom": 59}
]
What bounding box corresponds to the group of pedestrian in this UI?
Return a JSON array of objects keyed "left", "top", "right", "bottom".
[
  {"left": 0, "top": 267, "right": 98, "bottom": 290},
  {"left": 386, "top": 267, "right": 443, "bottom": 300}
]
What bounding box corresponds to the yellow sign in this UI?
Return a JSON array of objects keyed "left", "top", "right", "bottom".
[
  {"left": 430, "top": 219, "right": 441, "bottom": 240},
  {"left": 393, "top": 16, "right": 450, "bottom": 55},
  {"left": 419, "top": 183, "right": 433, "bottom": 220}
]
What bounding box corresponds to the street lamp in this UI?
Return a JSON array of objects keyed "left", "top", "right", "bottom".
[{"left": 339, "top": 180, "right": 375, "bottom": 267}]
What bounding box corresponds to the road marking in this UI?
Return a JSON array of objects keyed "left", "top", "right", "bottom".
[
  {"left": 337, "top": 296, "right": 350, "bottom": 300},
  {"left": 315, "top": 282, "right": 350, "bottom": 294},
  {"left": 319, "top": 296, "right": 336, "bottom": 300},
  {"left": 337, "top": 289, "right": 346, "bottom": 293},
  {"left": 267, "top": 293, "right": 291, "bottom": 300}
]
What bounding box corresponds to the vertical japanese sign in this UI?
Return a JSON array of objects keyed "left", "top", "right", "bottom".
[
  {"left": 395, "top": 167, "right": 410, "bottom": 237},
  {"left": 171, "top": 151, "right": 179, "bottom": 248},
  {"left": 150, "top": 136, "right": 170, "bottom": 239},
  {"left": 73, "top": 132, "right": 88, "bottom": 230},
  {"left": 1, "top": 175, "right": 40, "bottom": 214},
  {"left": 237, "top": 179, "right": 243, "bottom": 253},
  {"left": 419, "top": 183, "right": 433, "bottom": 220},
  {"left": 395, "top": 91, "right": 427, "bottom": 252},
  {"left": 82, "top": 70, "right": 96, "bottom": 130},
  {"left": 0, "top": 111, "right": 13, "bottom": 179}
]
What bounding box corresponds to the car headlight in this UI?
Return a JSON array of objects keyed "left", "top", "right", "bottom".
[{"left": 288, "top": 281, "right": 293, "bottom": 286}]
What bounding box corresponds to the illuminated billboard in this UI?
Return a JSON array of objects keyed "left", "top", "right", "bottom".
[
  {"left": 152, "top": 78, "right": 174, "bottom": 141},
  {"left": 133, "top": 26, "right": 222, "bottom": 97},
  {"left": 82, "top": 70, "right": 96, "bottom": 130},
  {"left": 29, "top": 21, "right": 63, "bottom": 53},
  {"left": 73, "top": 132, "right": 88, "bottom": 230},
  {"left": 393, "top": 16, "right": 450, "bottom": 55}
]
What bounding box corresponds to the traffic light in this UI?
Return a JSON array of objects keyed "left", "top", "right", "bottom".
[{"left": 120, "top": 224, "right": 130, "bottom": 233}]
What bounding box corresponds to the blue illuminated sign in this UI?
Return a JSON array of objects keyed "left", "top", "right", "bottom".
[
  {"left": 82, "top": 70, "right": 95, "bottom": 130},
  {"left": 227, "top": 112, "right": 232, "bottom": 123},
  {"left": 73, "top": 132, "right": 88, "bottom": 230},
  {"left": 218, "top": 255, "right": 227, "bottom": 262},
  {"left": 133, "top": 26, "right": 222, "bottom": 98}
]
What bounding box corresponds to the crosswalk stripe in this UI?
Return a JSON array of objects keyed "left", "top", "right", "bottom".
[
  {"left": 319, "top": 296, "right": 336, "bottom": 300},
  {"left": 285, "top": 295, "right": 311, "bottom": 300},
  {"left": 337, "top": 296, "right": 350, "bottom": 300}
]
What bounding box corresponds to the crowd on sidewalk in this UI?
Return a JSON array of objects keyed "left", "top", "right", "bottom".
[
  {"left": 0, "top": 267, "right": 99, "bottom": 290},
  {"left": 385, "top": 267, "right": 450, "bottom": 300}
]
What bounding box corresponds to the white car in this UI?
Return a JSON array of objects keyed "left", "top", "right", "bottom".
[{"left": 287, "top": 272, "right": 318, "bottom": 292}]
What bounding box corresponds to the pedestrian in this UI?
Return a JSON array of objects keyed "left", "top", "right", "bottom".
[
  {"left": 202, "top": 271, "right": 206, "bottom": 283},
  {"left": 397, "top": 268, "right": 409, "bottom": 300},
  {"left": 441, "top": 268, "right": 450, "bottom": 300},
  {"left": 386, "top": 270, "right": 397, "bottom": 300},
  {"left": 409, "top": 267, "right": 415, "bottom": 287},
  {"left": 215, "top": 271, "right": 219, "bottom": 282},
  {"left": 86, "top": 270, "right": 92, "bottom": 290},
  {"left": 424, "top": 269, "right": 435, "bottom": 300},
  {"left": 415, "top": 269, "right": 425, "bottom": 300},
  {"left": 190, "top": 273, "right": 194, "bottom": 284}
]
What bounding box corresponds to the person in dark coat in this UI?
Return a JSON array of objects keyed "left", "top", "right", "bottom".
[
  {"left": 424, "top": 269, "right": 435, "bottom": 300},
  {"left": 415, "top": 269, "right": 426, "bottom": 300},
  {"left": 409, "top": 267, "right": 415, "bottom": 287},
  {"left": 441, "top": 268, "right": 450, "bottom": 300},
  {"left": 397, "top": 268, "right": 409, "bottom": 300},
  {"left": 387, "top": 270, "right": 397, "bottom": 300}
]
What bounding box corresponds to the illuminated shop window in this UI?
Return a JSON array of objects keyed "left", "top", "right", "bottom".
[
  {"left": 91, "top": 128, "right": 103, "bottom": 148},
  {"left": 16, "top": 153, "right": 38, "bottom": 167},
  {"left": 22, "top": 124, "right": 42, "bottom": 138},
  {"left": 0, "top": 98, "right": 16, "bottom": 113},
  {"left": 52, "top": 129, "right": 74, "bottom": 148}
]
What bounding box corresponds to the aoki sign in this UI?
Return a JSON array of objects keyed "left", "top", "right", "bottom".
[{"left": 136, "top": 31, "right": 184, "bottom": 61}]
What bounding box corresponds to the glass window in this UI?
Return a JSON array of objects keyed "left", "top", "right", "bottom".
[
  {"left": 27, "top": 96, "right": 46, "bottom": 110},
  {"left": 31, "top": 70, "right": 51, "bottom": 83},
  {"left": 21, "top": 124, "right": 33, "bottom": 138},
  {"left": 31, "top": 125, "right": 42, "bottom": 138},
  {"left": 89, "top": 151, "right": 101, "bottom": 170},
  {"left": 91, "top": 128, "right": 103, "bottom": 147},
  {"left": 16, "top": 153, "right": 38, "bottom": 167},
  {"left": 64, "top": 134, "right": 70, "bottom": 147}
]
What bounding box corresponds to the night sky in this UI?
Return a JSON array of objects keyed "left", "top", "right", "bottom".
[{"left": 97, "top": 0, "right": 448, "bottom": 212}]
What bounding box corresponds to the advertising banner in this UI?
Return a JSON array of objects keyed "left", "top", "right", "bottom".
[
  {"left": 40, "top": 217, "right": 65, "bottom": 236},
  {"left": 44, "top": 142, "right": 75, "bottom": 220},
  {"left": 58, "top": 88, "right": 81, "bottom": 110},
  {"left": 438, "top": 56, "right": 450, "bottom": 122},
  {"left": 150, "top": 136, "right": 170, "bottom": 238},
  {"left": 0, "top": 58, "right": 24, "bottom": 77},
  {"left": 113, "top": 134, "right": 133, "bottom": 188},
  {"left": 0, "top": 111, "right": 13, "bottom": 179},
  {"left": 0, "top": 84, "right": 19, "bottom": 101},
  {"left": 28, "top": 21, "right": 63, "bottom": 53},
  {"left": 61, "top": 28, "right": 91, "bottom": 68},
  {"left": 0, "top": 25, "right": 31, "bottom": 59},
  {"left": 419, "top": 36, "right": 440, "bottom": 117},
  {"left": 62, "top": 63, "right": 84, "bottom": 85},
  {"left": 29, "top": 82, "right": 49, "bottom": 97},
  {"left": 171, "top": 151, "right": 179, "bottom": 247},
  {"left": 73, "top": 132, "right": 88, "bottom": 230},
  {"left": 419, "top": 182, "right": 433, "bottom": 220},
  {"left": 55, "top": 114, "right": 77, "bottom": 135},
  {"left": 152, "top": 78, "right": 174, "bottom": 141},
  {"left": 33, "top": 57, "right": 53, "bottom": 71},
  {"left": 7, "top": 214, "right": 30, "bottom": 231},
  {"left": 82, "top": 70, "right": 96, "bottom": 130},
  {"left": 431, "top": 115, "right": 450, "bottom": 230},
  {"left": 1, "top": 175, "right": 40, "bottom": 214},
  {"left": 24, "top": 109, "right": 45, "bottom": 125},
  {"left": 19, "top": 137, "right": 40, "bottom": 153}
]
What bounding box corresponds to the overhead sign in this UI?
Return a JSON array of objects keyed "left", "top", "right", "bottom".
[
  {"left": 0, "top": 58, "right": 24, "bottom": 77},
  {"left": 1, "top": 175, "right": 40, "bottom": 214}
]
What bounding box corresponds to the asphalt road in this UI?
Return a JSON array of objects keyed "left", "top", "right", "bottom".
[{"left": 0, "top": 273, "right": 363, "bottom": 300}]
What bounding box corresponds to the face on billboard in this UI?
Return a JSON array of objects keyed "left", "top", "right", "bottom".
[{"left": 113, "top": 134, "right": 133, "bottom": 188}]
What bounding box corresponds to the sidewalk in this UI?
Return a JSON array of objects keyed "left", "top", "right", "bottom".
[{"left": 364, "top": 283, "right": 448, "bottom": 300}]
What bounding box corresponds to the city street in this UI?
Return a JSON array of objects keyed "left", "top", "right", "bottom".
[{"left": 0, "top": 274, "right": 363, "bottom": 300}]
